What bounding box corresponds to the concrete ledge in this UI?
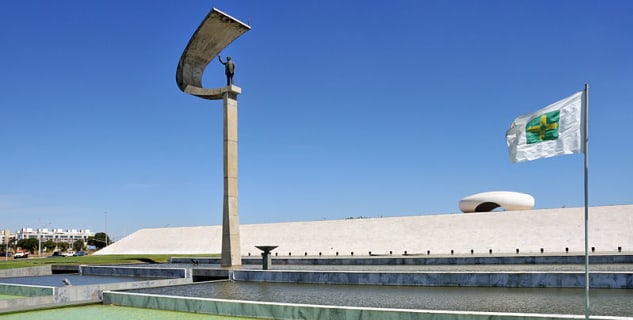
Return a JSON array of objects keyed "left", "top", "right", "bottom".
[
  {"left": 192, "top": 268, "right": 229, "bottom": 280},
  {"left": 0, "top": 277, "right": 192, "bottom": 305},
  {"left": 103, "top": 291, "right": 625, "bottom": 320},
  {"left": 52, "top": 264, "right": 80, "bottom": 274},
  {"left": 54, "top": 278, "right": 192, "bottom": 303},
  {"left": 81, "top": 265, "right": 188, "bottom": 279},
  {"left": 184, "top": 85, "right": 241, "bottom": 100},
  {"left": 171, "top": 257, "right": 220, "bottom": 264},
  {"left": 274, "top": 254, "right": 633, "bottom": 265},
  {"left": 0, "top": 266, "right": 51, "bottom": 278},
  {"left": 0, "top": 300, "right": 97, "bottom": 315},
  {"left": 172, "top": 254, "right": 633, "bottom": 265},
  {"left": 233, "top": 270, "right": 633, "bottom": 289}
]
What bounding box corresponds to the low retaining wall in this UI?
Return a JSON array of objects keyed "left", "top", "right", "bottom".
[
  {"left": 0, "top": 268, "right": 193, "bottom": 306},
  {"left": 0, "top": 283, "right": 53, "bottom": 297},
  {"left": 233, "top": 270, "right": 633, "bottom": 289},
  {"left": 0, "top": 296, "right": 55, "bottom": 311}
]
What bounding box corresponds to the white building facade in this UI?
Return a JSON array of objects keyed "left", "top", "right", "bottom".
[{"left": 15, "top": 228, "right": 95, "bottom": 245}]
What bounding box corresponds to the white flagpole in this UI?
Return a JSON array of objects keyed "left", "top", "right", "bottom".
[{"left": 583, "top": 83, "right": 590, "bottom": 320}]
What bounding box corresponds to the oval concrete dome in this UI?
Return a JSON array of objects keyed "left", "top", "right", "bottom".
[{"left": 459, "top": 191, "right": 535, "bottom": 213}]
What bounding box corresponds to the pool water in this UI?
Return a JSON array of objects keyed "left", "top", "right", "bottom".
[
  {"left": 129, "top": 280, "right": 633, "bottom": 317},
  {"left": 0, "top": 304, "right": 259, "bottom": 320}
]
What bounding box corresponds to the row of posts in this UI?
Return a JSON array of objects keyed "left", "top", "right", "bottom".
[{"left": 251, "top": 246, "right": 624, "bottom": 259}]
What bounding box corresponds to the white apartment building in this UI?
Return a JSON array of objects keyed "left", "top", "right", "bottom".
[{"left": 15, "top": 228, "right": 95, "bottom": 245}]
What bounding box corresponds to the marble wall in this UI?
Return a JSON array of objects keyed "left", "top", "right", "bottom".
[{"left": 96, "top": 205, "right": 633, "bottom": 256}]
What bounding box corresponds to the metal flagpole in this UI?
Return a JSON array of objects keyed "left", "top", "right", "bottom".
[{"left": 583, "top": 83, "right": 590, "bottom": 320}]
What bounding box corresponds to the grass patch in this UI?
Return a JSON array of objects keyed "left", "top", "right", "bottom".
[{"left": 0, "top": 254, "right": 219, "bottom": 270}]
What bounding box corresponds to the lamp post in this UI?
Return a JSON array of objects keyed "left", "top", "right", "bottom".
[{"left": 104, "top": 211, "right": 109, "bottom": 246}]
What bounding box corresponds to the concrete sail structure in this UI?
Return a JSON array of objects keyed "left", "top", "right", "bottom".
[{"left": 175, "top": 8, "right": 250, "bottom": 98}]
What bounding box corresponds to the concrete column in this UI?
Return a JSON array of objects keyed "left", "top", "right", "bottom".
[
  {"left": 179, "top": 84, "right": 242, "bottom": 267},
  {"left": 221, "top": 87, "right": 241, "bottom": 267}
]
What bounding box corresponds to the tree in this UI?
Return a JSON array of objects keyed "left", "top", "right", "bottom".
[
  {"left": 43, "top": 240, "right": 56, "bottom": 252},
  {"left": 88, "top": 232, "right": 110, "bottom": 250},
  {"left": 58, "top": 242, "right": 69, "bottom": 252},
  {"left": 73, "top": 239, "right": 85, "bottom": 252},
  {"left": 16, "top": 238, "right": 39, "bottom": 253},
  {"left": 6, "top": 237, "right": 16, "bottom": 251}
]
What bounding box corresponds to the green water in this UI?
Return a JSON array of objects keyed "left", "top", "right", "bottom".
[
  {"left": 1, "top": 305, "right": 258, "bottom": 320},
  {"left": 0, "top": 294, "right": 22, "bottom": 300}
]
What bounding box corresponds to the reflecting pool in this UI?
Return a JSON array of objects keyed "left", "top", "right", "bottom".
[
  {"left": 129, "top": 280, "right": 633, "bottom": 317},
  {"left": 0, "top": 305, "right": 257, "bottom": 320}
]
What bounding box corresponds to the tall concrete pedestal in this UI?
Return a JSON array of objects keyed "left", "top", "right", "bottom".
[
  {"left": 221, "top": 86, "right": 241, "bottom": 267},
  {"left": 185, "top": 85, "right": 242, "bottom": 267}
]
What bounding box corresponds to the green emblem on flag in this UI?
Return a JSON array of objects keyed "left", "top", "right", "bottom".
[{"left": 525, "top": 110, "right": 560, "bottom": 144}]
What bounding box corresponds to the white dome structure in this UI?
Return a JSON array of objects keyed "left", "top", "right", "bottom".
[{"left": 459, "top": 191, "right": 535, "bottom": 213}]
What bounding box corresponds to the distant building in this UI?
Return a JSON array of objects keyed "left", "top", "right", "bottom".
[
  {"left": 15, "top": 228, "right": 95, "bottom": 245},
  {"left": 1, "top": 230, "right": 11, "bottom": 246}
]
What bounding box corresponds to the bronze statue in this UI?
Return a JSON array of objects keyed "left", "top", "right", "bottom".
[{"left": 218, "top": 56, "right": 235, "bottom": 86}]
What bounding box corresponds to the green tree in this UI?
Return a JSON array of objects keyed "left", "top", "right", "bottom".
[
  {"left": 73, "top": 239, "right": 85, "bottom": 252},
  {"left": 6, "top": 238, "right": 16, "bottom": 251},
  {"left": 58, "top": 242, "right": 69, "bottom": 252},
  {"left": 43, "top": 240, "right": 56, "bottom": 252},
  {"left": 17, "top": 238, "right": 39, "bottom": 253},
  {"left": 88, "top": 232, "right": 110, "bottom": 249}
]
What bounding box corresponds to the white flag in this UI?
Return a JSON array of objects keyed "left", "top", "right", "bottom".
[{"left": 506, "top": 91, "right": 585, "bottom": 163}]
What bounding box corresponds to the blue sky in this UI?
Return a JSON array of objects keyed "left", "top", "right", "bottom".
[{"left": 1, "top": 1, "right": 632, "bottom": 240}]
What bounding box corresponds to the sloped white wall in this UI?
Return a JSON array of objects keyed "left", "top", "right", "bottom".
[{"left": 96, "top": 205, "right": 633, "bottom": 256}]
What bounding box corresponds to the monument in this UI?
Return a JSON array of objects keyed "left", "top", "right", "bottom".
[{"left": 176, "top": 8, "right": 250, "bottom": 267}]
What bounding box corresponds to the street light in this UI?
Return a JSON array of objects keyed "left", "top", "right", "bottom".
[{"left": 104, "top": 211, "right": 108, "bottom": 246}]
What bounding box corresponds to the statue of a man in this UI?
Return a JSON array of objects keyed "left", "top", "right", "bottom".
[{"left": 218, "top": 56, "right": 235, "bottom": 86}]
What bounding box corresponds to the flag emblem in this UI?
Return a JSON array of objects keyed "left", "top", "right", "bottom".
[
  {"left": 526, "top": 110, "right": 560, "bottom": 144},
  {"left": 506, "top": 90, "right": 585, "bottom": 163}
]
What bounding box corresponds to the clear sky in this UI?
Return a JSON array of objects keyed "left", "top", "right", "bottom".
[{"left": 1, "top": 1, "right": 632, "bottom": 240}]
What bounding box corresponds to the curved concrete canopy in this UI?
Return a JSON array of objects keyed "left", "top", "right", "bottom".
[
  {"left": 176, "top": 8, "right": 250, "bottom": 99},
  {"left": 459, "top": 191, "right": 535, "bottom": 213}
]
